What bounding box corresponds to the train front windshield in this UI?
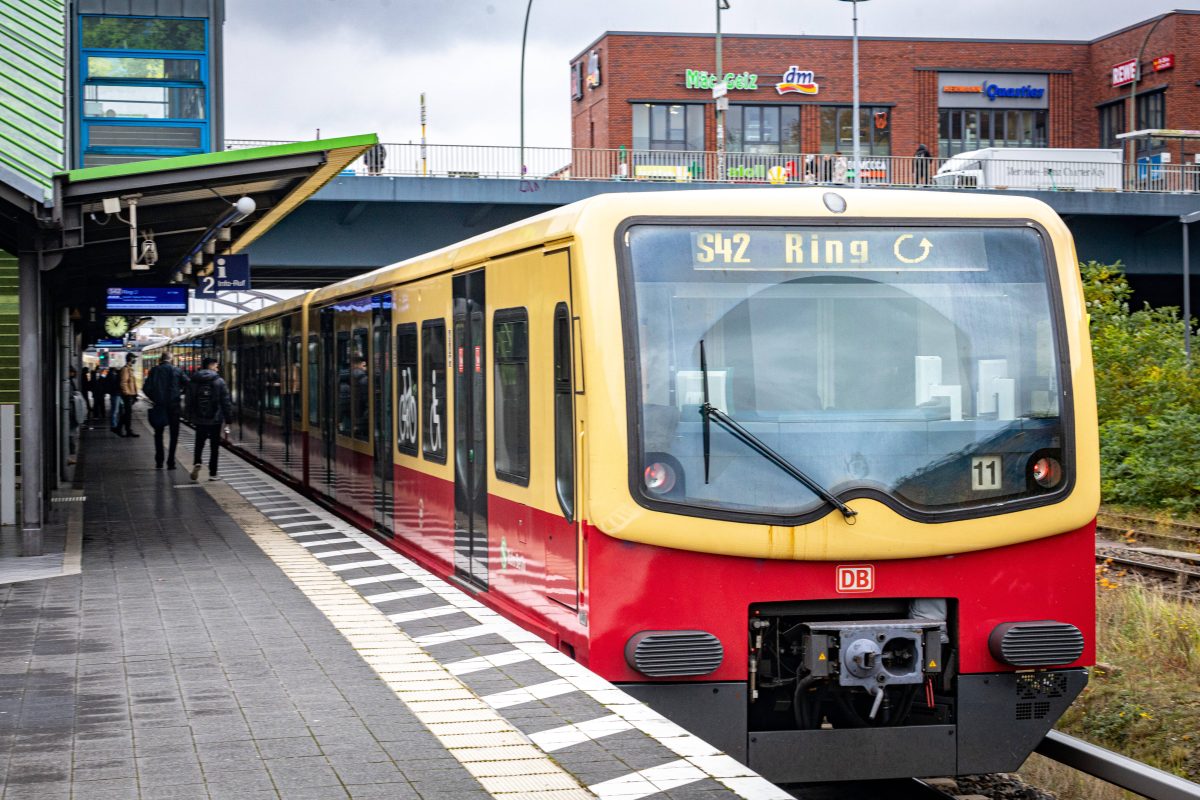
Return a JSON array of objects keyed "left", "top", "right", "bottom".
[{"left": 624, "top": 222, "right": 1069, "bottom": 520}]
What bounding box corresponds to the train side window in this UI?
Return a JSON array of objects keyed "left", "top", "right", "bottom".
[
  {"left": 352, "top": 328, "right": 370, "bottom": 442},
  {"left": 421, "top": 319, "right": 447, "bottom": 463},
  {"left": 396, "top": 323, "right": 419, "bottom": 456},
  {"left": 494, "top": 308, "right": 529, "bottom": 486},
  {"left": 308, "top": 334, "right": 319, "bottom": 426},
  {"left": 553, "top": 303, "right": 575, "bottom": 521},
  {"left": 336, "top": 331, "right": 351, "bottom": 436}
]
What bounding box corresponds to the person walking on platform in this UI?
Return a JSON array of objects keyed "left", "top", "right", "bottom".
[
  {"left": 92, "top": 367, "right": 107, "bottom": 420},
  {"left": 107, "top": 365, "right": 124, "bottom": 433},
  {"left": 117, "top": 355, "right": 140, "bottom": 437},
  {"left": 80, "top": 368, "right": 93, "bottom": 418},
  {"left": 144, "top": 352, "right": 189, "bottom": 469},
  {"left": 187, "top": 357, "right": 232, "bottom": 481}
]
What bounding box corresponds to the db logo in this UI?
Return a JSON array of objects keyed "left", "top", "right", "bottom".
[{"left": 836, "top": 565, "right": 875, "bottom": 593}]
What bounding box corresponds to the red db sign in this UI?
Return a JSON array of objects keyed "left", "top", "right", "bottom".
[{"left": 836, "top": 565, "right": 875, "bottom": 593}]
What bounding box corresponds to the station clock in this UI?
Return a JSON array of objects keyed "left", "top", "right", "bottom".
[{"left": 104, "top": 316, "right": 129, "bottom": 337}]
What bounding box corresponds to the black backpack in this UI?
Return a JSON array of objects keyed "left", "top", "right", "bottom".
[{"left": 194, "top": 380, "right": 217, "bottom": 420}]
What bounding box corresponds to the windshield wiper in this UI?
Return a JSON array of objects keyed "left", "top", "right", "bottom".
[{"left": 698, "top": 340, "right": 857, "bottom": 522}]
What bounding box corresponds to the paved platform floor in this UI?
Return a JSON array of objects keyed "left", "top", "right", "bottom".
[{"left": 0, "top": 416, "right": 791, "bottom": 800}]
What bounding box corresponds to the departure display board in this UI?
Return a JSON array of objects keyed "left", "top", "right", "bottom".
[{"left": 105, "top": 286, "right": 188, "bottom": 313}]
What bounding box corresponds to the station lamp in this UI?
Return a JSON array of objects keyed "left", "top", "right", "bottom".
[{"left": 838, "top": 0, "right": 870, "bottom": 188}]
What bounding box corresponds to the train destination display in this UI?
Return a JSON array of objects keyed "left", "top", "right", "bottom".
[{"left": 685, "top": 226, "right": 1005, "bottom": 271}]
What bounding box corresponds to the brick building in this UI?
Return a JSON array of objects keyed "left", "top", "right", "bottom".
[{"left": 569, "top": 10, "right": 1200, "bottom": 172}]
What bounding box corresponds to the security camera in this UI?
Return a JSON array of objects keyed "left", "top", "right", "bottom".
[{"left": 140, "top": 238, "right": 158, "bottom": 266}]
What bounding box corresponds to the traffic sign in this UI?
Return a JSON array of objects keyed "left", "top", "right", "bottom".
[{"left": 196, "top": 254, "right": 250, "bottom": 298}]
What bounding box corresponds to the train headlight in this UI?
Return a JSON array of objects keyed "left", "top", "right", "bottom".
[
  {"left": 1031, "top": 456, "right": 1063, "bottom": 489},
  {"left": 644, "top": 462, "right": 677, "bottom": 495}
]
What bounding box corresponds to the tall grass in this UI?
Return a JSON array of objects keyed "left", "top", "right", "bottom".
[{"left": 1018, "top": 577, "right": 1200, "bottom": 798}]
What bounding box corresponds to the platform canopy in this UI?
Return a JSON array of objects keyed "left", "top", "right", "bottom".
[
  {"left": 1116, "top": 128, "right": 1200, "bottom": 140},
  {"left": 34, "top": 134, "right": 377, "bottom": 331}
]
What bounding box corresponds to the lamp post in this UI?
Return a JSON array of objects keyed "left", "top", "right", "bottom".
[
  {"left": 1126, "top": 14, "right": 1167, "bottom": 184},
  {"left": 838, "top": 0, "right": 868, "bottom": 188},
  {"left": 715, "top": 1, "right": 730, "bottom": 181},
  {"left": 1182, "top": 209, "right": 1200, "bottom": 364},
  {"left": 519, "top": 0, "right": 533, "bottom": 178}
]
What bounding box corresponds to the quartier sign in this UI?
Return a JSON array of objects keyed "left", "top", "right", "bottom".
[{"left": 685, "top": 69, "right": 758, "bottom": 91}]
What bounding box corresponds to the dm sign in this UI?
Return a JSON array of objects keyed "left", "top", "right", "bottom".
[{"left": 195, "top": 254, "right": 250, "bottom": 299}]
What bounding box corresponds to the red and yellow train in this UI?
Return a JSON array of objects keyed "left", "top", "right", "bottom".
[{"left": 149, "top": 188, "right": 1099, "bottom": 782}]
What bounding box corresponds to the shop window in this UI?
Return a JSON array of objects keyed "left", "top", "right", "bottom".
[
  {"left": 726, "top": 105, "right": 801, "bottom": 154},
  {"left": 1099, "top": 101, "right": 1125, "bottom": 149},
  {"left": 1136, "top": 91, "right": 1166, "bottom": 155},
  {"left": 938, "top": 109, "right": 1047, "bottom": 157},
  {"left": 632, "top": 103, "right": 704, "bottom": 151},
  {"left": 819, "top": 106, "right": 891, "bottom": 156},
  {"left": 493, "top": 309, "right": 530, "bottom": 485}
]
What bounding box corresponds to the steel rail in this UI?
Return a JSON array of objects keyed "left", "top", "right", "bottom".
[
  {"left": 1037, "top": 731, "right": 1200, "bottom": 800},
  {"left": 1098, "top": 553, "right": 1200, "bottom": 583},
  {"left": 1097, "top": 524, "right": 1198, "bottom": 549}
]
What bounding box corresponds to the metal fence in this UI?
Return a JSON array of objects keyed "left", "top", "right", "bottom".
[{"left": 227, "top": 139, "right": 1200, "bottom": 193}]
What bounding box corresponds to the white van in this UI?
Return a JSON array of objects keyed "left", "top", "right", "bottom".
[{"left": 933, "top": 147, "right": 1122, "bottom": 190}]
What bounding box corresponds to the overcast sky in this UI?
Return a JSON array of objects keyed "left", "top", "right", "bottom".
[{"left": 223, "top": 1, "right": 1189, "bottom": 149}]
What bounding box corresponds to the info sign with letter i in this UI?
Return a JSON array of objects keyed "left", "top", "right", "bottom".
[{"left": 195, "top": 254, "right": 251, "bottom": 299}]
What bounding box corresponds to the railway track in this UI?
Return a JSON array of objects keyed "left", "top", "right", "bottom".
[
  {"left": 1096, "top": 543, "right": 1200, "bottom": 592},
  {"left": 1097, "top": 510, "right": 1200, "bottom": 551}
]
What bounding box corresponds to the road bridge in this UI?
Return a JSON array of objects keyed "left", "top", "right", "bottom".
[{"left": 245, "top": 168, "right": 1200, "bottom": 308}]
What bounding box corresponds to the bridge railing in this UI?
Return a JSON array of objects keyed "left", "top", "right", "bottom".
[{"left": 226, "top": 139, "right": 1200, "bottom": 193}]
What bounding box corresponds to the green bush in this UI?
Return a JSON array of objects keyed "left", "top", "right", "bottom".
[{"left": 1082, "top": 261, "right": 1200, "bottom": 510}]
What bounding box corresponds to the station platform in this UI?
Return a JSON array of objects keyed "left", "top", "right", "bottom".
[{"left": 0, "top": 413, "right": 791, "bottom": 800}]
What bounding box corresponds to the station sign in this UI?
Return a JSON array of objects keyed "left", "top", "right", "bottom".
[
  {"left": 1112, "top": 58, "right": 1138, "bottom": 87},
  {"left": 195, "top": 254, "right": 250, "bottom": 299}
]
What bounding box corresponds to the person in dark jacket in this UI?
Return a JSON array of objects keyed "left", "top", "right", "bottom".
[
  {"left": 914, "top": 143, "right": 932, "bottom": 185},
  {"left": 106, "top": 365, "right": 124, "bottom": 433},
  {"left": 186, "top": 357, "right": 233, "bottom": 481},
  {"left": 144, "top": 352, "right": 190, "bottom": 470},
  {"left": 91, "top": 367, "right": 107, "bottom": 420}
]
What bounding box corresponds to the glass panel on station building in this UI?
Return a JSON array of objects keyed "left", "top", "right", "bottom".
[
  {"left": 78, "top": 14, "right": 212, "bottom": 167},
  {"left": 84, "top": 84, "right": 206, "bottom": 120}
]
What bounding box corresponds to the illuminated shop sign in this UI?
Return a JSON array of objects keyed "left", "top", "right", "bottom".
[
  {"left": 1152, "top": 54, "right": 1175, "bottom": 72},
  {"left": 776, "top": 65, "right": 818, "bottom": 95},
  {"left": 1112, "top": 59, "right": 1138, "bottom": 87},
  {"left": 937, "top": 72, "right": 1047, "bottom": 109},
  {"left": 685, "top": 69, "right": 758, "bottom": 91}
]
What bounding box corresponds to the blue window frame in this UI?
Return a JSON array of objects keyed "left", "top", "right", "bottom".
[{"left": 78, "top": 15, "right": 210, "bottom": 167}]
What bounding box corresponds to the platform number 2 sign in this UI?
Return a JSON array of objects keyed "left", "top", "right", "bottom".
[{"left": 971, "top": 456, "right": 1002, "bottom": 491}]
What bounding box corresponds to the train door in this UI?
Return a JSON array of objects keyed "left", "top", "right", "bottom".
[
  {"left": 544, "top": 251, "right": 579, "bottom": 610},
  {"left": 371, "top": 292, "right": 394, "bottom": 533},
  {"left": 319, "top": 307, "right": 336, "bottom": 495},
  {"left": 453, "top": 271, "right": 487, "bottom": 588}
]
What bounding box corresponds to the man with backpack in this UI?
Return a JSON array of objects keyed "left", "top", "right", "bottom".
[
  {"left": 117, "top": 355, "right": 140, "bottom": 437},
  {"left": 144, "top": 352, "right": 190, "bottom": 469},
  {"left": 187, "top": 357, "right": 232, "bottom": 481}
]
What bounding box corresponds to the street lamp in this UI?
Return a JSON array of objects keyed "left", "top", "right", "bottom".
[
  {"left": 520, "top": 0, "right": 533, "bottom": 178},
  {"left": 838, "top": 0, "right": 869, "bottom": 188},
  {"left": 715, "top": 1, "right": 730, "bottom": 181}
]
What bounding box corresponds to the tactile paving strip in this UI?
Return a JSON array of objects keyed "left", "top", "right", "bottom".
[{"left": 191, "top": 441, "right": 792, "bottom": 800}]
